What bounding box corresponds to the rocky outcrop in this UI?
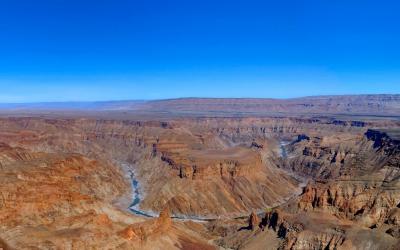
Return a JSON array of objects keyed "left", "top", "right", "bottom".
[
  {"left": 233, "top": 127, "right": 400, "bottom": 249},
  {"left": 0, "top": 115, "right": 399, "bottom": 249},
  {"left": 365, "top": 129, "right": 400, "bottom": 149},
  {"left": 119, "top": 206, "right": 172, "bottom": 241},
  {"left": 157, "top": 206, "right": 172, "bottom": 230},
  {"left": 294, "top": 129, "right": 400, "bottom": 229},
  {"left": 163, "top": 147, "right": 263, "bottom": 180},
  {"left": 257, "top": 209, "right": 349, "bottom": 249},
  {"left": 0, "top": 141, "right": 209, "bottom": 249},
  {"left": 387, "top": 208, "right": 400, "bottom": 225},
  {"left": 251, "top": 207, "right": 400, "bottom": 250},
  {"left": 260, "top": 209, "right": 303, "bottom": 238},
  {"left": 283, "top": 230, "right": 345, "bottom": 250},
  {"left": 0, "top": 143, "right": 143, "bottom": 249},
  {"left": 286, "top": 128, "right": 400, "bottom": 180},
  {"left": 248, "top": 211, "right": 259, "bottom": 230},
  {"left": 0, "top": 117, "right": 309, "bottom": 217},
  {"left": 386, "top": 227, "right": 400, "bottom": 238},
  {"left": 299, "top": 182, "right": 400, "bottom": 227}
]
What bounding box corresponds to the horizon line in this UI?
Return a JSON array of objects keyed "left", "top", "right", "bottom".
[{"left": 0, "top": 93, "right": 399, "bottom": 105}]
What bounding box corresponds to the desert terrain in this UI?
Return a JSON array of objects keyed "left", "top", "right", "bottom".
[{"left": 0, "top": 95, "right": 399, "bottom": 249}]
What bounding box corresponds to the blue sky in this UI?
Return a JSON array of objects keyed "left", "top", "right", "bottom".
[{"left": 0, "top": 0, "right": 399, "bottom": 102}]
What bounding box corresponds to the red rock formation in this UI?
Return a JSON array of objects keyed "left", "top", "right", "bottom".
[
  {"left": 0, "top": 117, "right": 306, "bottom": 216},
  {"left": 248, "top": 211, "right": 260, "bottom": 230},
  {"left": 156, "top": 206, "right": 172, "bottom": 231},
  {"left": 387, "top": 208, "right": 400, "bottom": 225},
  {"left": 0, "top": 114, "right": 399, "bottom": 249},
  {"left": 118, "top": 206, "right": 174, "bottom": 244}
]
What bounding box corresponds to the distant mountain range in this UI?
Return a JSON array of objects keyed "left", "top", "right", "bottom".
[
  {"left": 1, "top": 94, "right": 399, "bottom": 117},
  {"left": 0, "top": 100, "right": 146, "bottom": 110}
]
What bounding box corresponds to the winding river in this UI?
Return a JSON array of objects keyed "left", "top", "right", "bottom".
[{"left": 128, "top": 170, "right": 155, "bottom": 217}]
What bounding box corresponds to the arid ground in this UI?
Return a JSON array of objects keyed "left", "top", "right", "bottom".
[{"left": 0, "top": 95, "right": 399, "bottom": 249}]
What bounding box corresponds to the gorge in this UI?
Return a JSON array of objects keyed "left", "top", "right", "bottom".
[{"left": 0, "top": 95, "right": 399, "bottom": 249}]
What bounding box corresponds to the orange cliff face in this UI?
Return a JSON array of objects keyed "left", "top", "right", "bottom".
[
  {"left": 0, "top": 115, "right": 399, "bottom": 249},
  {"left": 138, "top": 132, "right": 301, "bottom": 217},
  {"left": 0, "top": 143, "right": 122, "bottom": 221},
  {"left": 0, "top": 117, "right": 302, "bottom": 217},
  {"left": 213, "top": 129, "right": 400, "bottom": 250},
  {"left": 0, "top": 142, "right": 216, "bottom": 249},
  {"left": 119, "top": 207, "right": 172, "bottom": 241},
  {"left": 161, "top": 146, "right": 263, "bottom": 180},
  {"left": 0, "top": 143, "right": 135, "bottom": 248}
]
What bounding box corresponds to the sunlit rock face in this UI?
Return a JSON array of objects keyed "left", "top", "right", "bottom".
[
  {"left": 0, "top": 143, "right": 133, "bottom": 248},
  {"left": 291, "top": 129, "right": 400, "bottom": 228},
  {"left": 0, "top": 136, "right": 215, "bottom": 249},
  {"left": 253, "top": 129, "right": 400, "bottom": 249},
  {"left": 0, "top": 110, "right": 399, "bottom": 249},
  {"left": 0, "top": 117, "right": 307, "bottom": 217}
]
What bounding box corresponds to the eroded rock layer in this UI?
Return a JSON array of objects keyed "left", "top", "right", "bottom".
[
  {"left": 212, "top": 128, "right": 400, "bottom": 249},
  {"left": 0, "top": 117, "right": 312, "bottom": 217},
  {"left": 0, "top": 114, "right": 399, "bottom": 249},
  {"left": 0, "top": 142, "right": 215, "bottom": 249}
]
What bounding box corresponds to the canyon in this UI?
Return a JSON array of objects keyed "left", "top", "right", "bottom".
[{"left": 0, "top": 95, "right": 399, "bottom": 249}]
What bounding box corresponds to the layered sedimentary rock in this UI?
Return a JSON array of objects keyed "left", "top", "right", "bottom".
[
  {"left": 0, "top": 117, "right": 308, "bottom": 217},
  {"left": 238, "top": 129, "right": 400, "bottom": 249},
  {"left": 0, "top": 113, "right": 399, "bottom": 249},
  {"left": 150, "top": 144, "right": 300, "bottom": 216},
  {"left": 0, "top": 143, "right": 133, "bottom": 248},
  {"left": 119, "top": 207, "right": 173, "bottom": 241},
  {"left": 290, "top": 130, "right": 400, "bottom": 225},
  {"left": 206, "top": 126, "right": 399, "bottom": 249},
  {"left": 0, "top": 142, "right": 215, "bottom": 249}
]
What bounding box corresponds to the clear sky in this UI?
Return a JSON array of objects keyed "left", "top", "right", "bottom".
[{"left": 0, "top": 0, "right": 399, "bottom": 102}]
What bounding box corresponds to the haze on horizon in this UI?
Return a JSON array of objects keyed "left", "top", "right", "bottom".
[{"left": 0, "top": 0, "right": 399, "bottom": 103}]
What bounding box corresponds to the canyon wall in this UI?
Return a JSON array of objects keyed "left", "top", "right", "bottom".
[{"left": 0, "top": 115, "right": 399, "bottom": 249}]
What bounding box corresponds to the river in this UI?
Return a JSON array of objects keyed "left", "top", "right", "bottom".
[
  {"left": 279, "top": 140, "right": 290, "bottom": 158},
  {"left": 128, "top": 169, "right": 155, "bottom": 217}
]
